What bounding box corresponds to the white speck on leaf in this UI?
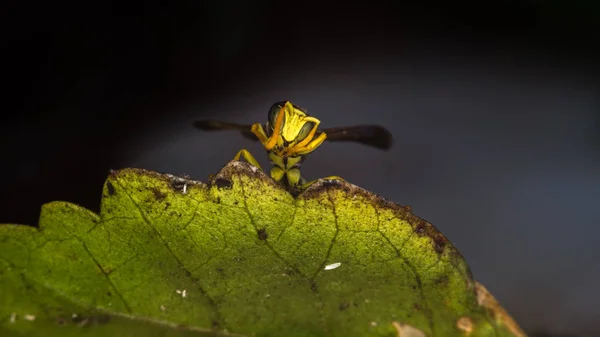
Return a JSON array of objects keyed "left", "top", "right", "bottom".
[
  {"left": 324, "top": 262, "right": 341, "bottom": 270},
  {"left": 183, "top": 184, "right": 187, "bottom": 194},
  {"left": 24, "top": 314, "right": 36, "bottom": 321},
  {"left": 9, "top": 313, "right": 16, "bottom": 323},
  {"left": 160, "top": 305, "right": 166, "bottom": 311},
  {"left": 72, "top": 313, "right": 77, "bottom": 318},
  {"left": 370, "top": 321, "right": 378, "bottom": 327},
  {"left": 182, "top": 289, "right": 187, "bottom": 298}
]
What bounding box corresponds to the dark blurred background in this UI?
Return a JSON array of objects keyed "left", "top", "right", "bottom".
[{"left": 2, "top": 0, "right": 599, "bottom": 336}]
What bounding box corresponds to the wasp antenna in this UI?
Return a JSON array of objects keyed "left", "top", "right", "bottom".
[
  {"left": 193, "top": 121, "right": 227, "bottom": 130},
  {"left": 365, "top": 125, "right": 393, "bottom": 150},
  {"left": 321, "top": 125, "right": 393, "bottom": 150},
  {"left": 193, "top": 120, "right": 258, "bottom": 142}
]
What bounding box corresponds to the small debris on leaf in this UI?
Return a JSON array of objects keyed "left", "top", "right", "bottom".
[
  {"left": 392, "top": 321, "right": 426, "bottom": 337},
  {"left": 176, "top": 289, "right": 188, "bottom": 298},
  {"left": 324, "top": 262, "right": 341, "bottom": 270},
  {"left": 456, "top": 316, "right": 473, "bottom": 334}
]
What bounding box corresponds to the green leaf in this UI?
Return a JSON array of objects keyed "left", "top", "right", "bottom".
[{"left": 0, "top": 161, "right": 525, "bottom": 337}]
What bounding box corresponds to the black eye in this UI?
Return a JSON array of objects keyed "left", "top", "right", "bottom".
[
  {"left": 296, "top": 122, "right": 315, "bottom": 142},
  {"left": 268, "top": 102, "right": 285, "bottom": 129}
]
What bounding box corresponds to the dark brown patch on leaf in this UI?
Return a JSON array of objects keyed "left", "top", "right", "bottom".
[
  {"left": 72, "top": 314, "right": 111, "bottom": 326},
  {"left": 151, "top": 187, "right": 166, "bottom": 201},
  {"left": 415, "top": 221, "right": 426, "bottom": 235},
  {"left": 106, "top": 181, "right": 115, "bottom": 196},
  {"left": 216, "top": 161, "right": 282, "bottom": 190},
  {"left": 322, "top": 179, "right": 342, "bottom": 188},
  {"left": 299, "top": 180, "right": 341, "bottom": 200},
  {"left": 339, "top": 302, "right": 350, "bottom": 311},
  {"left": 213, "top": 177, "right": 233, "bottom": 189},
  {"left": 433, "top": 234, "right": 447, "bottom": 254},
  {"left": 435, "top": 274, "right": 449, "bottom": 287},
  {"left": 310, "top": 279, "right": 318, "bottom": 293},
  {"left": 284, "top": 267, "right": 297, "bottom": 277},
  {"left": 170, "top": 180, "right": 186, "bottom": 193},
  {"left": 257, "top": 228, "right": 268, "bottom": 240}
]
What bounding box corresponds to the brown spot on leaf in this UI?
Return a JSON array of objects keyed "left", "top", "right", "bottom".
[
  {"left": 339, "top": 302, "right": 350, "bottom": 311},
  {"left": 151, "top": 187, "right": 166, "bottom": 201},
  {"left": 213, "top": 177, "right": 233, "bottom": 189},
  {"left": 434, "top": 274, "right": 449, "bottom": 287},
  {"left": 257, "top": 228, "right": 268, "bottom": 240},
  {"left": 433, "top": 234, "right": 447, "bottom": 254},
  {"left": 106, "top": 181, "right": 115, "bottom": 196},
  {"left": 284, "top": 267, "right": 297, "bottom": 277},
  {"left": 299, "top": 179, "right": 345, "bottom": 200},
  {"left": 170, "top": 180, "right": 186, "bottom": 192},
  {"left": 414, "top": 222, "right": 426, "bottom": 235}
]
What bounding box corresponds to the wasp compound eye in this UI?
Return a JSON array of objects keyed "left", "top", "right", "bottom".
[
  {"left": 296, "top": 122, "right": 315, "bottom": 142},
  {"left": 268, "top": 101, "right": 286, "bottom": 129}
]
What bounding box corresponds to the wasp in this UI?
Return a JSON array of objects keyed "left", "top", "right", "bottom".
[{"left": 194, "top": 101, "right": 393, "bottom": 192}]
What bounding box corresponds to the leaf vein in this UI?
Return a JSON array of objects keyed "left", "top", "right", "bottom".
[
  {"left": 116, "top": 179, "right": 225, "bottom": 329},
  {"left": 375, "top": 206, "right": 436, "bottom": 337}
]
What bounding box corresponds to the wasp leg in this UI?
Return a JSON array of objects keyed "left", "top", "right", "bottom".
[
  {"left": 299, "top": 175, "right": 345, "bottom": 190},
  {"left": 251, "top": 123, "right": 269, "bottom": 144},
  {"left": 293, "top": 132, "right": 328, "bottom": 156},
  {"left": 233, "top": 149, "right": 263, "bottom": 170}
]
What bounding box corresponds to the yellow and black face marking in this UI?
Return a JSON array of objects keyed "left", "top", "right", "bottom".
[{"left": 194, "top": 101, "right": 393, "bottom": 191}]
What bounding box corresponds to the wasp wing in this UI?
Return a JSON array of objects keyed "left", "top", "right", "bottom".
[
  {"left": 318, "top": 125, "right": 393, "bottom": 150},
  {"left": 194, "top": 121, "right": 393, "bottom": 150},
  {"left": 193, "top": 121, "right": 257, "bottom": 141}
]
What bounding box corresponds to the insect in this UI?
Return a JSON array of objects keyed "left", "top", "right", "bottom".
[{"left": 194, "top": 101, "right": 393, "bottom": 192}]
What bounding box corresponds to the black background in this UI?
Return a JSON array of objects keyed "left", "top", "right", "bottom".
[{"left": 2, "top": 1, "right": 599, "bottom": 336}]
